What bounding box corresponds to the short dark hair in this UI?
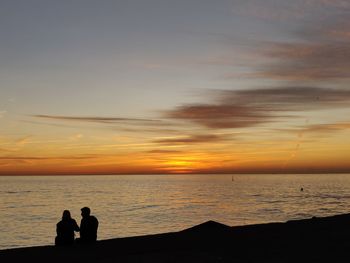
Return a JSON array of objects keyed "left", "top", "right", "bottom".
[{"left": 81, "top": 207, "right": 91, "bottom": 215}]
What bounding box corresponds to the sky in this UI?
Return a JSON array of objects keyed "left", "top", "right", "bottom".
[{"left": 1, "top": 0, "right": 350, "bottom": 174}]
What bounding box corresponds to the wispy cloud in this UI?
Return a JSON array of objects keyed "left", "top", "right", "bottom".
[
  {"left": 166, "top": 87, "right": 350, "bottom": 129},
  {"left": 117, "top": 127, "right": 184, "bottom": 135},
  {"left": 147, "top": 149, "right": 184, "bottom": 154},
  {"left": 254, "top": 8, "right": 350, "bottom": 82},
  {"left": 33, "top": 115, "right": 165, "bottom": 126},
  {"left": 299, "top": 122, "right": 350, "bottom": 133},
  {"left": 154, "top": 134, "right": 228, "bottom": 144},
  {"left": 232, "top": 0, "right": 350, "bottom": 22},
  {"left": 219, "top": 1, "right": 350, "bottom": 83},
  {"left": 30, "top": 114, "right": 184, "bottom": 135},
  {"left": 257, "top": 41, "right": 350, "bottom": 81},
  {"left": 0, "top": 155, "right": 97, "bottom": 161}
]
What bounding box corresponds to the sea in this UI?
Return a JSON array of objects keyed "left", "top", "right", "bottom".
[{"left": 1, "top": 173, "right": 350, "bottom": 250}]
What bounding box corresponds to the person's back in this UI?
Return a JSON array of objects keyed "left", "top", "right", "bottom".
[
  {"left": 79, "top": 207, "right": 99, "bottom": 243},
  {"left": 55, "top": 210, "right": 79, "bottom": 246},
  {"left": 80, "top": 215, "right": 98, "bottom": 242}
]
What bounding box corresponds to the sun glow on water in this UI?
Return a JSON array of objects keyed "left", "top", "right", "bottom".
[{"left": 1, "top": 174, "right": 350, "bottom": 250}]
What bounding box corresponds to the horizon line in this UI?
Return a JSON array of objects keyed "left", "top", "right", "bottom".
[{"left": 1, "top": 171, "right": 350, "bottom": 176}]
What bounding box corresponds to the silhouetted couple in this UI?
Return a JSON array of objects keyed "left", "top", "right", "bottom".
[{"left": 55, "top": 207, "right": 99, "bottom": 246}]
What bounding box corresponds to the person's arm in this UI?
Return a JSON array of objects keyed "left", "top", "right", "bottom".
[
  {"left": 73, "top": 220, "right": 80, "bottom": 232},
  {"left": 93, "top": 217, "right": 99, "bottom": 231}
]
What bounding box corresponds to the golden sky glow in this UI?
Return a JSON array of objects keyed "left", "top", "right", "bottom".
[{"left": 1, "top": 1, "right": 350, "bottom": 174}]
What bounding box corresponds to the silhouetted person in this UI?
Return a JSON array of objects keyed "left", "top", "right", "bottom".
[
  {"left": 79, "top": 207, "right": 99, "bottom": 243},
  {"left": 55, "top": 210, "right": 80, "bottom": 246}
]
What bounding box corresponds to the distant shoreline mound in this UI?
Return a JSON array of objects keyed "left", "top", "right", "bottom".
[{"left": 2, "top": 213, "right": 350, "bottom": 262}]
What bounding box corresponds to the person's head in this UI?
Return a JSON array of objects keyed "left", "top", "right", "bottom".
[
  {"left": 62, "top": 210, "right": 71, "bottom": 220},
  {"left": 81, "top": 207, "right": 91, "bottom": 218}
]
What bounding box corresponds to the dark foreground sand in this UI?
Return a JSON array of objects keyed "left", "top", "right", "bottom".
[{"left": 2, "top": 213, "right": 350, "bottom": 262}]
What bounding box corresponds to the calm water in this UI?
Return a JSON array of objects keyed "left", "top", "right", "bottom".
[{"left": 1, "top": 174, "right": 350, "bottom": 250}]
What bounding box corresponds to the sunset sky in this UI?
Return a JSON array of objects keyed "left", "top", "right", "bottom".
[{"left": 1, "top": 0, "right": 350, "bottom": 174}]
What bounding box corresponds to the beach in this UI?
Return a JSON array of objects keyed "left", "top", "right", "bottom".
[{"left": 2, "top": 213, "right": 350, "bottom": 262}]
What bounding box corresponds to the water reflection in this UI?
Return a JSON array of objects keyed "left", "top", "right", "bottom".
[{"left": 1, "top": 174, "right": 350, "bottom": 249}]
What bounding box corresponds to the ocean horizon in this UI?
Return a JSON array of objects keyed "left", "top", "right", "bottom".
[{"left": 1, "top": 173, "right": 350, "bottom": 250}]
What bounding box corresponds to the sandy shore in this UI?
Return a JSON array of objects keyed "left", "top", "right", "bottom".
[{"left": 1, "top": 213, "right": 350, "bottom": 262}]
